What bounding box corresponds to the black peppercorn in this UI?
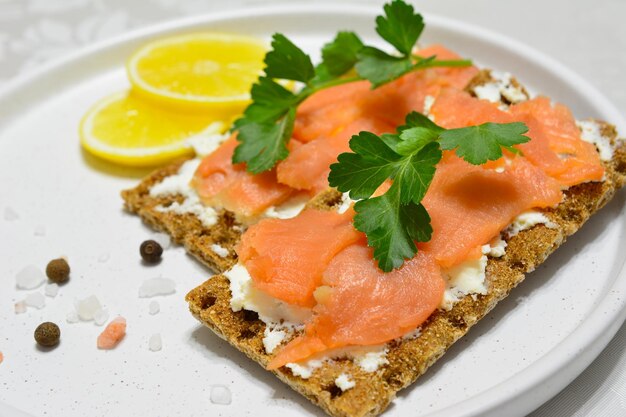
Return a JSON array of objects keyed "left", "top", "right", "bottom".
[
  {"left": 46, "top": 258, "right": 70, "bottom": 284},
  {"left": 140, "top": 240, "right": 163, "bottom": 263},
  {"left": 34, "top": 322, "right": 60, "bottom": 347}
]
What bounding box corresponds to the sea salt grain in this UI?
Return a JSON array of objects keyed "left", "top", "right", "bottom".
[
  {"left": 44, "top": 283, "right": 59, "bottom": 298},
  {"left": 210, "top": 386, "right": 232, "bottom": 405},
  {"left": 14, "top": 300, "right": 26, "bottom": 314},
  {"left": 16, "top": 265, "right": 46, "bottom": 290},
  {"left": 66, "top": 311, "right": 79, "bottom": 324},
  {"left": 25, "top": 292, "right": 45, "bottom": 309},
  {"left": 94, "top": 309, "right": 109, "bottom": 326},
  {"left": 75, "top": 295, "right": 102, "bottom": 321},
  {"left": 138, "top": 278, "right": 176, "bottom": 298},
  {"left": 151, "top": 232, "right": 171, "bottom": 250},
  {"left": 4, "top": 207, "right": 19, "bottom": 221},
  {"left": 149, "top": 334, "right": 162, "bottom": 351},
  {"left": 149, "top": 301, "right": 160, "bottom": 315},
  {"left": 34, "top": 225, "right": 46, "bottom": 237}
]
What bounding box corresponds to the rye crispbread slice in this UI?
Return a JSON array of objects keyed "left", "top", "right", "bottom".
[
  {"left": 123, "top": 71, "right": 626, "bottom": 417},
  {"left": 185, "top": 136, "right": 626, "bottom": 417}
]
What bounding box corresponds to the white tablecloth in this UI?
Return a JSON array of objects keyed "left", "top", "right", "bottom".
[{"left": 1, "top": 0, "right": 624, "bottom": 415}]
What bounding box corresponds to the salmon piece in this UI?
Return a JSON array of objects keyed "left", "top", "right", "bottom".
[
  {"left": 421, "top": 153, "right": 562, "bottom": 268},
  {"left": 97, "top": 317, "right": 127, "bottom": 350},
  {"left": 238, "top": 208, "right": 362, "bottom": 307},
  {"left": 293, "top": 45, "right": 478, "bottom": 144},
  {"left": 0, "top": 351, "right": 3, "bottom": 364},
  {"left": 510, "top": 97, "right": 605, "bottom": 186},
  {"left": 277, "top": 118, "right": 395, "bottom": 193},
  {"left": 267, "top": 243, "right": 445, "bottom": 369},
  {"left": 430, "top": 88, "right": 513, "bottom": 128},
  {"left": 192, "top": 136, "right": 294, "bottom": 220},
  {"left": 431, "top": 90, "right": 605, "bottom": 187}
]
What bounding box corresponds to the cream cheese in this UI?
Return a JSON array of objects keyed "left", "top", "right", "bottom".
[
  {"left": 423, "top": 95, "right": 436, "bottom": 120},
  {"left": 335, "top": 374, "right": 356, "bottom": 391},
  {"left": 286, "top": 360, "right": 324, "bottom": 379},
  {"left": 210, "top": 244, "right": 229, "bottom": 258},
  {"left": 577, "top": 120, "right": 614, "bottom": 161},
  {"left": 150, "top": 159, "right": 219, "bottom": 228},
  {"left": 337, "top": 192, "right": 354, "bottom": 214},
  {"left": 263, "top": 327, "right": 288, "bottom": 354},
  {"left": 506, "top": 211, "right": 556, "bottom": 237},
  {"left": 263, "top": 194, "right": 309, "bottom": 219},
  {"left": 187, "top": 122, "right": 229, "bottom": 157},
  {"left": 224, "top": 264, "right": 311, "bottom": 325},
  {"left": 440, "top": 254, "right": 489, "bottom": 310},
  {"left": 474, "top": 71, "right": 529, "bottom": 105}
]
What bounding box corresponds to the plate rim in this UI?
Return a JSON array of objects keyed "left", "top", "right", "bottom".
[{"left": 0, "top": 4, "right": 624, "bottom": 417}]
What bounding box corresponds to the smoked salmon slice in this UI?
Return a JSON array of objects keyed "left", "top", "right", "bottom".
[
  {"left": 267, "top": 243, "right": 445, "bottom": 369},
  {"left": 431, "top": 89, "right": 605, "bottom": 187},
  {"left": 510, "top": 97, "right": 605, "bottom": 186},
  {"left": 421, "top": 152, "right": 563, "bottom": 268},
  {"left": 192, "top": 136, "right": 294, "bottom": 220},
  {"left": 237, "top": 208, "right": 362, "bottom": 307},
  {"left": 277, "top": 118, "right": 395, "bottom": 193}
]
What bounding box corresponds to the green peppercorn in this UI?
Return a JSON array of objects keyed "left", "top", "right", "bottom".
[
  {"left": 140, "top": 240, "right": 163, "bottom": 263},
  {"left": 46, "top": 258, "right": 70, "bottom": 284},
  {"left": 34, "top": 322, "right": 60, "bottom": 347}
]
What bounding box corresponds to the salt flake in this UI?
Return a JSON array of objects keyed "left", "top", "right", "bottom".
[{"left": 138, "top": 278, "right": 176, "bottom": 298}]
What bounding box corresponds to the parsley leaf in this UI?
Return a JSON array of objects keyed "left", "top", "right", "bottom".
[
  {"left": 329, "top": 113, "right": 530, "bottom": 272},
  {"left": 355, "top": 47, "right": 413, "bottom": 87},
  {"left": 234, "top": 0, "right": 472, "bottom": 173},
  {"left": 233, "top": 108, "right": 296, "bottom": 174},
  {"left": 329, "top": 131, "right": 400, "bottom": 200},
  {"left": 439, "top": 122, "right": 529, "bottom": 165},
  {"left": 264, "top": 34, "right": 315, "bottom": 82},
  {"left": 234, "top": 77, "right": 297, "bottom": 127},
  {"left": 375, "top": 0, "right": 424, "bottom": 55},
  {"left": 317, "top": 31, "right": 364, "bottom": 79},
  {"left": 353, "top": 184, "right": 432, "bottom": 272}
]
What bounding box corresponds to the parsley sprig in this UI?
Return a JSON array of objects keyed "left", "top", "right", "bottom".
[
  {"left": 233, "top": 0, "right": 472, "bottom": 173},
  {"left": 328, "top": 113, "right": 530, "bottom": 272}
]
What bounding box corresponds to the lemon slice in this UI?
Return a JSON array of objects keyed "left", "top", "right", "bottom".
[
  {"left": 127, "top": 33, "right": 267, "bottom": 109},
  {"left": 80, "top": 90, "right": 228, "bottom": 166}
]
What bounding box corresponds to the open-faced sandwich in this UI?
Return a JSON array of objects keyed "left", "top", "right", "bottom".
[{"left": 122, "top": 1, "right": 626, "bottom": 416}]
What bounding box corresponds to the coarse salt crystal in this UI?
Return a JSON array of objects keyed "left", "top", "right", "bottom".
[
  {"left": 15, "top": 265, "right": 46, "bottom": 290},
  {"left": 14, "top": 300, "right": 26, "bottom": 314},
  {"left": 151, "top": 232, "right": 171, "bottom": 250},
  {"left": 94, "top": 309, "right": 109, "bottom": 326},
  {"left": 210, "top": 385, "right": 232, "bottom": 405},
  {"left": 25, "top": 292, "right": 45, "bottom": 309},
  {"left": 44, "top": 283, "right": 59, "bottom": 298},
  {"left": 138, "top": 277, "right": 176, "bottom": 298},
  {"left": 75, "top": 295, "right": 102, "bottom": 321},
  {"left": 149, "top": 300, "right": 160, "bottom": 315},
  {"left": 149, "top": 333, "right": 162, "bottom": 351},
  {"left": 4, "top": 207, "right": 19, "bottom": 221},
  {"left": 66, "top": 311, "right": 79, "bottom": 324}
]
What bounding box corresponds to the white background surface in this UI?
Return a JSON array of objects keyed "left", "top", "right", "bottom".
[{"left": 0, "top": 1, "right": 625, "bottom": 416}]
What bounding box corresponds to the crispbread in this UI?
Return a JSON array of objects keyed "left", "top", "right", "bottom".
[
  {"left": 122, "top": 71, "right": 626, "bottom": 417},
  {"left": 121, "top": 159, "right": 240, "bottom": 273},
  {"left": 186, "top": 137, "right": 626, "bottom": 417}
]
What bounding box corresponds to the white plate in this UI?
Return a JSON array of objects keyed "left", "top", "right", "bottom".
[{"left": 0, "top": 4, "right": 625, "bottom": 417}]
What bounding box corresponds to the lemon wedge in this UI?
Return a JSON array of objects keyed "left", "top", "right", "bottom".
[
  {"left": 79, "top": 90, "right": 228, "bottom": 166},
  {"left": 126, "top": 33, "right": 267, "bottom": 110}
]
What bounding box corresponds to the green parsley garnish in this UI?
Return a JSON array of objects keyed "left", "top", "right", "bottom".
[
  {"left": 328, "top": 113, "right": 530, "bottom": 272},
  {"left": 233, "top": 0, "right": 472, "bottom": 173}
]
